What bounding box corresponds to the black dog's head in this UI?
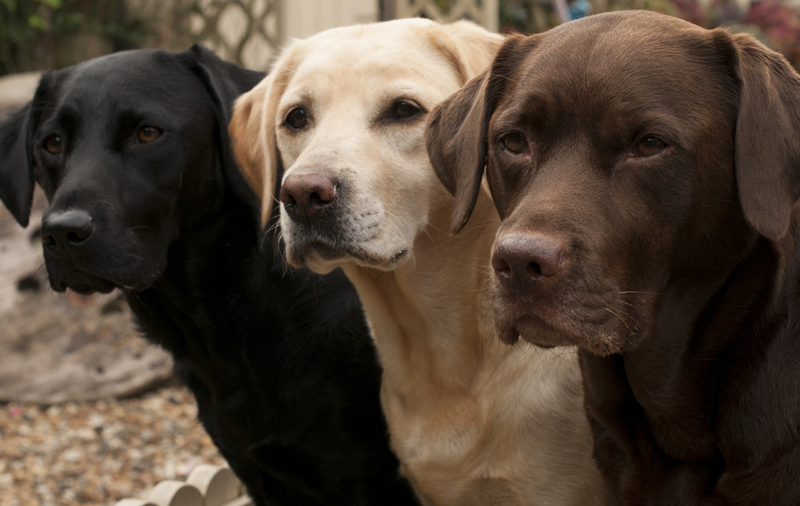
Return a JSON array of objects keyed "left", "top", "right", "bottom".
[{"left": 0, "top": 46, "right": 263, "bottom": 294}]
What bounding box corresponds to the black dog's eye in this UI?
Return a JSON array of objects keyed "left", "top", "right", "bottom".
[
  {"left": 137, "top": 126, "right": 162, "bottom": 143},
  {"left": 631, "top": 137, "right": 666, "bottom": 157},
  {"left": 43, "top": 134, "right": 63, "bottom": 155},
  {"left": 391, "top": 100, "right": 422, "bottom": 120},
  {"left": 501, "top": 133, "right": 529, "bottom": 155},
  {"left": 285, "top": 108, "right": 308, "bottom": 131}
]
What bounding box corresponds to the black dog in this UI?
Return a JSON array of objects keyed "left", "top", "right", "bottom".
[{"left": 0, "top": 46, "right": 414, "bottom": 506}]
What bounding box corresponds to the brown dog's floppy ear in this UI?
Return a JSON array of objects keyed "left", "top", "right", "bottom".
[
  {"left": 730, "top": 32, "right": 800, "bottom": 240},
  {"left": 426, "top": 72, "right": 492, "bottom": 234},
  {"left": 426, "top": 35, "right": 524, "bottom": 233},
  {"left": 230, "top": 42, "right": 299, "bottom": 228}
]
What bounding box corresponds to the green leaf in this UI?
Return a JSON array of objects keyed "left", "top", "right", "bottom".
[
  {"left": 0, "top": 0, "right": 15, "bottom": 13},
  {"left": 28, "top": 13, "right": 46, "bottom": 31},
  {"left": 36, "top": 0, "right": 63, "bottom": 9}
]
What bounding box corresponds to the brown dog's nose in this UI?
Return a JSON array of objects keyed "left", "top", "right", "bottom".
[
  {"left": 41, "top": 209, "right": 94, "bottom": 254},
  {"left": 492, "top": 234, "right": 564, "bottom": 289},
  {"left": 280, "top": 169, "right": 338, "bottom": 226}
]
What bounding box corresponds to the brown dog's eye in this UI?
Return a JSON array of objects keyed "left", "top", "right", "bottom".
[
  {"left": 137, "top": 126, "right": 162, "bottom": 143},
  {"left": 391, "top": 100, "right": 422, "bottom": 120},
  {"left": 43, "top": 134, "right": 63, "bottom": 155},
  {"left": 501, "top": 133, "right": 528, "bottom": 155},
  {"left": 632, "top": 137, "right": 666, "bottom": 157},
  {"left": 285, "top": 108, "right": 308, "bottom": 130}
]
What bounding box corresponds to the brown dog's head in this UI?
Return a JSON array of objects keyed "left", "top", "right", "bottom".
[
  {"left": 230, "top": 18, "right": 504, "bottom": 274},
  {"left": 427, "top": 11, "right": 800, "bottom": 355}
]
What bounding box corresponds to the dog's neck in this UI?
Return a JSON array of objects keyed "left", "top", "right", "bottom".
[
  {"left": 343, "top": 187, "right": 501, "bottom": 398},
  {"left": 595, "top": 223, "right": 794, "bottom": 462},
  {"left": 127, "top": 191, "right": 277, "bottom": 358}
]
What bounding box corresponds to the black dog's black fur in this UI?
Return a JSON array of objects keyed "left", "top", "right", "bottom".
[{"left": 0, "top": 46, "right": 415, "bottom": 506}]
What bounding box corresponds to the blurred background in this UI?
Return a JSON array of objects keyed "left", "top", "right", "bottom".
[
  {"left": 1, "top": 0, "right": 799, "bottom": 505},
  {"left": 0, "top": 0, "right": 798, "bottom": 76}
]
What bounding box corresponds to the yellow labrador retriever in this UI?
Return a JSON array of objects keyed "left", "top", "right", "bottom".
[{"left": 230, "top": 18, "right": 607, "bottom": 506}]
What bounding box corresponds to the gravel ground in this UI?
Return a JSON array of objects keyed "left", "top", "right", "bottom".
[{"left": 0, "top": 381, "right": 226, "bottom": 506}]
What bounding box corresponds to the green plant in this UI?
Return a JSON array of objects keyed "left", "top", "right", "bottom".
[{"left": 0, "top": 0, "right": 148, "bottom": 76}]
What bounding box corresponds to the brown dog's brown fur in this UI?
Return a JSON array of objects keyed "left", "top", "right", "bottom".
[{"left": 427, "top": 10, "right": 800, "bottom": 505}]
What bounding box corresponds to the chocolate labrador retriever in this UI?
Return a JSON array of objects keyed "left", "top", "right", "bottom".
[
  {"left": 0, "top": 46, "right": 414, "bottom": 506},
  {"left": 427, "top": 10, "right": 800, "bottom": 505}
]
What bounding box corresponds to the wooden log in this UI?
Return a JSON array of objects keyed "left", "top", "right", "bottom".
[
  {"left": 185, "top": 465, "right": 242, "bottom": 506},
  {"left": 147, "top": 480, "right": 204, "bottom": 506}
]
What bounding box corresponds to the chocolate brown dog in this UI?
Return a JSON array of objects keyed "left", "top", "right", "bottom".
[{"left": 427, "top": 10, "right": 800, "bottom": 505}]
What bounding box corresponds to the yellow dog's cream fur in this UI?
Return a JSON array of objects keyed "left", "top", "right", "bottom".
[{"left": 230, "top": 19, "right": 607, "bottom": 506}]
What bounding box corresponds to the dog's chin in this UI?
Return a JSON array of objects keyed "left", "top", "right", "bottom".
[
  {"left": 495, "top": 313, "right": 576, "bottom": 348},
  {"left": 286, "top": 237, "right": 410, "bottom": 273},
  {"left": 495, "top": 310, "right": 627, "bottom": 356},
  {"left": 51, "top": 268, "right": 162, "bottom": 295},
  {"left": 53, "top": 272, "right": 117, "bottom": 294}
]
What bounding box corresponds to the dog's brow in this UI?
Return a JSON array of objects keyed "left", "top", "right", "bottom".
[{"left": 37, "top": 106, "right": 81, "bottom": 139}]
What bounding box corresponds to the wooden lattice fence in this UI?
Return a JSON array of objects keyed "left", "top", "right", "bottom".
[
  {"left": 127, "top": 0, "right": 497, "bottom": 70},
  {"left": 386, "top": 0, "right": 499, "bottom": 31}
]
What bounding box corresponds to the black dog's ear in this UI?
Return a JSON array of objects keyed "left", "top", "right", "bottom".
[
  {"left": 178, "top": 45, "right": 267, "bottom": 218},
  {"left": 726, "top": 31, "right": 800, "bottom": 240},
  {"left": 0, "top": 101, "right": 36, "bottom": 227},
  {"left": 426, "top": 35, "right": 524, "bottom": 234}
]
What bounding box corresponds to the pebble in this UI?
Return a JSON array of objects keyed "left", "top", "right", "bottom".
[{"left": 0, "top": 382, "right": 225, "bottom": 506}]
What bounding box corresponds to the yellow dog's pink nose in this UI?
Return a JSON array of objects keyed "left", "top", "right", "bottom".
[{"left": 280, "top": 169, "right": 339, "bottom": 226}]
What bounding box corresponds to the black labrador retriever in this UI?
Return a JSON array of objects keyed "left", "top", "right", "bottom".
[
  {"left": 427, "top": 11, "right": 800, "bottom": 505},
  {"left": 0, "top": 46, "right": 414, "bottom": 506}
]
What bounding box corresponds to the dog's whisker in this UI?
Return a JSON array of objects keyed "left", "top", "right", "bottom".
[{"left": 602, "top": 307, "right": 635, "bottom": 335}]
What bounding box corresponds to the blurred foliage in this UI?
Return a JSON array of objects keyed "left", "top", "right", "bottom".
[
  {"left": 1, "top": 0, "right": 799, "bottom": 75},
  {"left": 499, "top": 0, "right": 800, "bottom": 69},
  {"left": 0, "top": 0, "right": 148, "bottom": 75}
]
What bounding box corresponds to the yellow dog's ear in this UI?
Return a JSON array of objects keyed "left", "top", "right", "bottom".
[
  {"left": 229, "top": 41, "right": 300, "bottom": 228},
  {"left": 428, "top": 20, "right": 505, "bottom": 86},
  {"left": 725, "top": 30, "right": 800, "bottom": 240}
]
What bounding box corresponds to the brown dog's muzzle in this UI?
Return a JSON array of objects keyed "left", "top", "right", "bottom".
[
  {"left": 280, "top": 168, "right": 340, "bottom": 227},
  {"left": 491, "top": 233, "right": 566, "bottom": 290}
]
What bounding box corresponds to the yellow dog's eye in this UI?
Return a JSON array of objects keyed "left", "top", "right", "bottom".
[
  {"left": 632, "top": 137, "right": 666, "bottom": 157},
  {"left": 391, "top": 100, "right": 421, "bottom": 120},
  {"left": 501, "top": 133, "right": 528, "bottom": 155},
  {"left": 43, "top": 134, "right": 63, "bottom": 155},
  {"left": 137, "top": 126, "right": 162, "bottom": 143},
  {"left": 285, "top": 108, "right": 308, "bottom": 130}
]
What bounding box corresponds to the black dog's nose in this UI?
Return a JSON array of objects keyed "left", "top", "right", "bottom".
[
  {"left": 280, "top": 169, "right": 338, "bottom": 226},
  {"left": 41, "top": 209, "right": 94, "bottom": 253},
  {"left": 492, "top": 234, "right": 565, "bottom": 289}
]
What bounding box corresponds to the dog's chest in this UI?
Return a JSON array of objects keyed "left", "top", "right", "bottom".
[
  {"left": 383, "top": 347, "right": 590, "bottom": 506},
  {"left": 390, "top": 411, "right": 525, "bottom": 506}
]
